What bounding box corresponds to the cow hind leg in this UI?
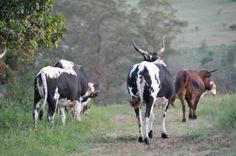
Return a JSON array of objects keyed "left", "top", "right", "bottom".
[
  {"left": 134, "top": 107, "right": 144, "bottom": 143},
  {"left": 193, "top": 98, "right": 200, "bottom": 119},
  {"left": 186, "top": 99, "right": 194, "bottom": 119},
  {"left": 33, "top": 101, "right": 41, "bottom": 128},
  {"left": 180, "top": 98, "right": 186, "bottom": 122},
  {"left": 47, "top": 97, "right": 57, "bottom": 127},
  {"left": 144, "top": 98, "right": 154, "bottom": 145},
  {"left": 148, "top": 110, "right": 154, "bottom": 139},
  {"left": 160, "top": 98, "right": 169, "bottom": 139}
]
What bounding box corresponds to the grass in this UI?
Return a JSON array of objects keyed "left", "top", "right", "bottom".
[
  {"left": 1, "top": 93, "right": 236, "bottom": 155},
  {"left": 170, "top": 0, "right": 236, "bottom": 48}
]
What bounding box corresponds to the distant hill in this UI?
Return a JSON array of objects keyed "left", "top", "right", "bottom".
[{"left": 170, "top": 0, "right": 236, "bottom": 48}]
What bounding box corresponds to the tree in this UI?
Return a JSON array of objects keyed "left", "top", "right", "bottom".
[
  {"left": 37, "top": 0, "right": 186, "bottom": 104},
  {"left": 0, "top": 0, "right": 66, "bottom": 83}
]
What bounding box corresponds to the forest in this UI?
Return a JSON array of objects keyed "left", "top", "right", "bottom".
[{"left": 1, "top": 0, "right": 236, "bottom": 104}]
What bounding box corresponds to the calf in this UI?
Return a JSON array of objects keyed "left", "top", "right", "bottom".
[
  {"left": 33, "top": 65, "right": 90, "bottom": 127},
  {"left": 127, "top": 37, "right": 174, "bottom": 145},
  {"left": 175, "top": 69, "right": 217, "bottom": 122}
]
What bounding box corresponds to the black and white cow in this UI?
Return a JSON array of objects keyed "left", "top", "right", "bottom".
[
  {"left": 127, "top": 37, "right": 174, "bottom": 145},
  {"left": 33, "top": 61, "right": 97, "bottom": 127},
  {"left": 53, "top": 59, "right": 99, "bottom": 114}
]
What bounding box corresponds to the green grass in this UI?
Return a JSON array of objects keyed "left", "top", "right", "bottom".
[
  {"left": 1, "top": 93, "right": 236, "bottom": 155},
  {"left": 170, "top": 0, "right": 236, "bottom": 48}
]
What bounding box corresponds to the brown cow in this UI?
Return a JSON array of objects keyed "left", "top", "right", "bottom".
[{"left": 174, "top": 69, "right": 217, "bottom": 122}]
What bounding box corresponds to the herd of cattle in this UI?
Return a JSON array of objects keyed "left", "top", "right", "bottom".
[{"left": 31, "top": 37, "right": 217, "bottom": 145}]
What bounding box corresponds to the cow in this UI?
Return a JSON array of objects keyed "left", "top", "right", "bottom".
[
  {"left": 127, "top": 37, "right": 174, "bottom": 145},
  {"left": 0, "top": 48, "right": 6, "bottom": 59},
  {"left": 174, "top": 69, "right": 217, "bottom": 122},
  {"left": 33, "top": 63, "right": 96, "bottom": 127},
  {"left": 0, "top": 48, "right": 6, "bottom": 71},
  {"left": 53, "top": 59, "right": 99, "bottom": 114}
]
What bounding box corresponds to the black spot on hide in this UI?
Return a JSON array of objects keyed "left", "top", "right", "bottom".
[{"left": 192, "top": 79, "right": 200, "bottom": 90}]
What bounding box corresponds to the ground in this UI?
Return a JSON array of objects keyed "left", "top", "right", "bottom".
[{"left": 77, "top": 100, "right": 233, "bottom": 156}]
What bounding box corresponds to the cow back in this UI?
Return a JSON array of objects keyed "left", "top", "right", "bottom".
[
  {"left": 175, "top": 70, "right": 205, "bottom": 97},
  {"left": 156, "top": 64, "right": 174, "bottom": 99},
  {"left": 73, "top": 65, "right": 88, "bottom": 96}
]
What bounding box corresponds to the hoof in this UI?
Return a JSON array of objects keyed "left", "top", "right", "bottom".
[
  {"left": 161, "top": 133, "right": 168, "bottom": 139},
  {"left": 138, "top": 136, "right": 144, "bottom": 143},
  {"left": 148, "top": 130, "right": 153, "bottom": 138},
  {"left": 144, "top": 137, "right": 150, "bottom": 145},
  {"left": 182, "top": 118, "right": 186, "bottom": 122}
]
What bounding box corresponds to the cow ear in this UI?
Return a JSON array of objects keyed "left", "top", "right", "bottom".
[{"left": 94, "top": 82, "right": 99, "bottom": 89}]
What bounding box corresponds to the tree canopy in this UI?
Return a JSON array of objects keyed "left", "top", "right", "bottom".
[
  {"left": 44, "top": 0, "right": 187, "bottom": 103},
  {"left": 0, "top": 0, "right": 66, "bottom": 82}
]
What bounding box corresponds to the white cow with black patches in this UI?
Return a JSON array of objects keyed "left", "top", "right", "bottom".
[
  {"left": 54, "top": 59, "right": 99, "bottom": 115},
  {"left": 33, "top": 66, "right": 88, "bottom": 127},
  {"left": 127, "top": 37, "right": 174, "bottom": 145}
]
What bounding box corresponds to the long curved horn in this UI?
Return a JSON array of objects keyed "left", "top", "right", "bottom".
[
  {"left": 0, "top": 48, "right": 6, "bottom": 59},
  {"left": 132, "top": 41, "right": 149, "bottom": 56},
  {"left": 209, "top": 69, "right": 218, "bottom": 73},
  {"left": 156, "top": 36, "right": 165, "bottom": 55}
]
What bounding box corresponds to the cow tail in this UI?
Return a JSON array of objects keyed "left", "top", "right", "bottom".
[
  {"left": 40, "top": 72, "right": 48, "bottom": 120},
  {"left": 137, "top": 75, "right": 144, "bottom": 105},
  {"left": 183, "top": 70, "right": 189, "bottom": 87}
]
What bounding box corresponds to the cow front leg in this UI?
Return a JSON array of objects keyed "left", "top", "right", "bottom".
[
  {"left": 192, "top": 98, "right": 200, "bottom": 119},
  {"left": 74, "top": 101, "right": 82, "bottom": 121},
  {"left": 59, "top": 107, "right": 66, "bottom": 126},
  {"left": 134, "top": 107, "right": 144, "bottom": 143}
]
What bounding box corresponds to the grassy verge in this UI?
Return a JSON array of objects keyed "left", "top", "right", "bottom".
[{"left": 0, "top": 94, "right": 236, "bottom": 155}]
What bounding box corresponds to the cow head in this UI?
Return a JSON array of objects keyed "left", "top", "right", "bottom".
[
  {"left": 198, "top": 69, "right": 217, "bottom": 91},
  {"left": 209, "top": 80, "right": 216, "bottom": 96},
  {"left": 132, "top": 37, "right": 165, "bottom": 62},
  {"left": 81, "top": 82, "right": 100, "bottom": 114}
]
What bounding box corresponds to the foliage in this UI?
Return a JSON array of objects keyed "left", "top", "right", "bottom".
[
  {"left": 1, "top": 90, "right": 236, "bottom": 155},
  {"left": 198, "top": 41, "right": 214, "bottom": 66},
  {"left": 0, "top": 0, "right": 66, "bottom": 82},
  {"left": 0, "top": 86, "right": 112, "bottom": 155},
  {"left": 229, "top": 24, "right": 236, "bottom": 31},
  {"left": 41, "top": 0, "right": 187, "bottom": 104},
  {"left": 220, "top": 45, "right": 236, "bottom": 91}
]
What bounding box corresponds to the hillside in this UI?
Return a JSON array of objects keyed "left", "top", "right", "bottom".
[{"left": 170, "top": 0, "right": 236, "bottom": 48}]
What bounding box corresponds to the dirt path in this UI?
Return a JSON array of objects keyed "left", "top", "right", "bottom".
[{"left": 78, "top": 105, "right": 233, "bottom": 156}]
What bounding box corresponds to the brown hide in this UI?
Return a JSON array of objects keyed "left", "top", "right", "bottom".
[{"left": 175, "top": 69, "right": 213, "bottom": 122}]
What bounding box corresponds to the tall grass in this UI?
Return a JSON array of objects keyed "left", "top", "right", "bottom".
[
  {"left": 0, "top": 91, "right": 113, "bottom": 156},
  {"left": 1, "top": 85, "right": 236, "bottom": 155}
]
